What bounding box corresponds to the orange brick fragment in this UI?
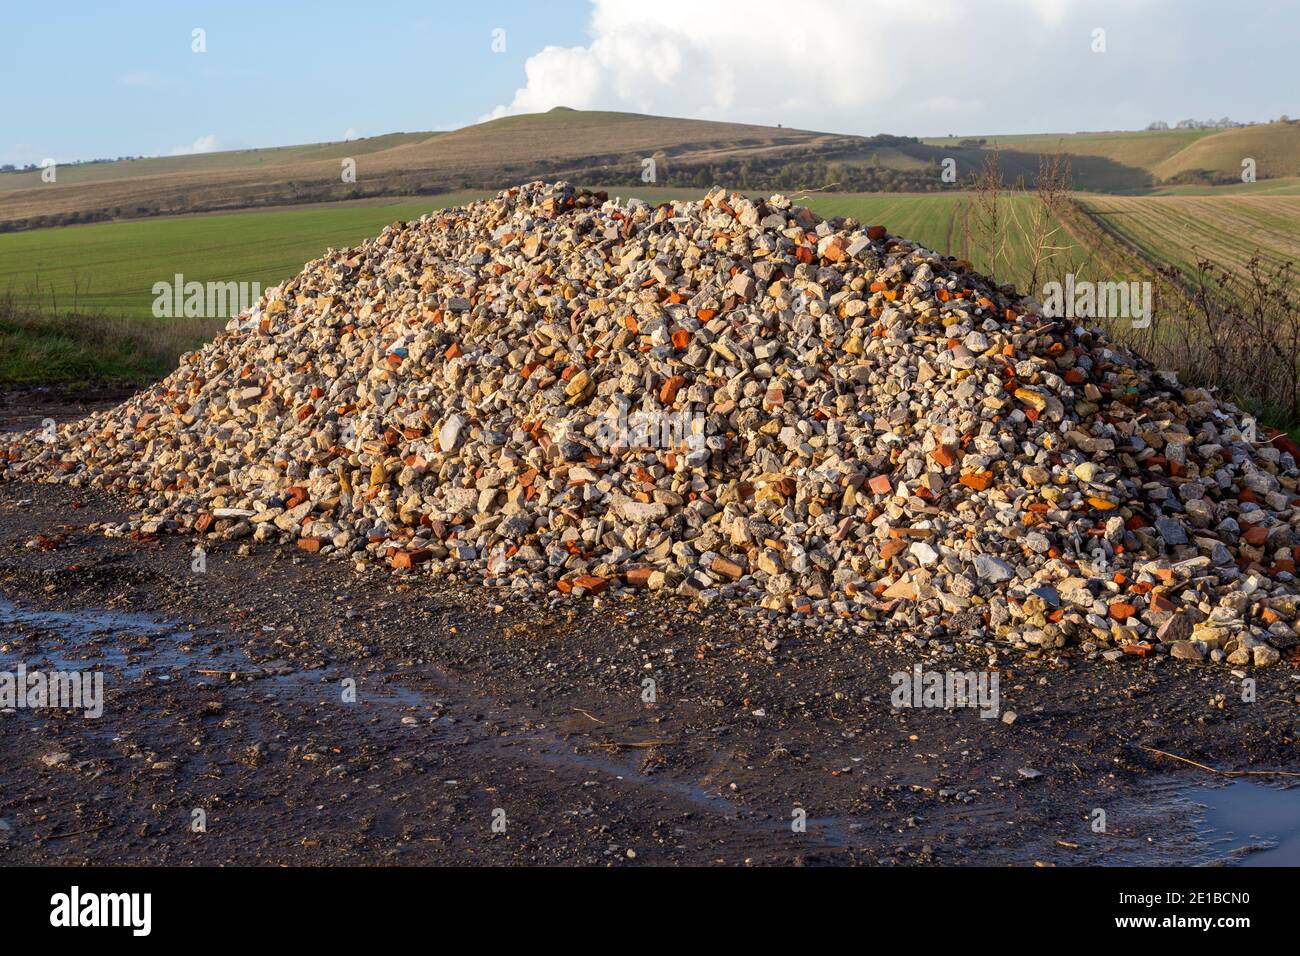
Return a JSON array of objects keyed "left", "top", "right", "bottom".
[
  {"left": 930, "top": 445, "right": 957, "bottom": 468},
  {"left": 1109, "top": 602, "right": 1137, "bottom": 621},
  {"left": 391, "top": 549, "right": 432, "bottom": 569},
  {"left": 881, "top": 539, "right": 907, "bottom": 561},
  {"left": 573, "top": 574, "right": 608, "bottom": 594},
  {"left": 625, "top": 567, "right": 655, "bottom": 588},
  {"left": 659, "top": 375, "right": 686, "bottom": 404}
]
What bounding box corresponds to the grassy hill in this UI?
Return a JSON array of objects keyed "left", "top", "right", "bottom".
[
  {"left": 1151, "top": 122, "right": 1300, "bottom": 183},
  {"left": 924, "top": 122, "right": 1300, "bottom": 192},
  {"left": 5, "top": 110, "right": 1298, "bottom": 231},
  {"left": 0, "top": 132, "right": 434, "bottom": 193},
  {"left": 0, "top": 109, "right": 863, "bottom": 231}
]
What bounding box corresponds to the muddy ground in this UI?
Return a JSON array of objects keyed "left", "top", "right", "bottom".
[
  {"left": 0, "top": 398, "right": 1297, "bottom": 866},
  {"left": 0, "top": 386, "right": 133, "bottom": 436}
]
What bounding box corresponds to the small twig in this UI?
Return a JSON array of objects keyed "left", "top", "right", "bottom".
[
  {"left": 1139, "top": 745, "right": 1300, "bottom": 778},
  {"left": 572, "top": 707, "right": 604, "bottom": 724},
  {"left": 38, "top": 823, "right": 110, "bottom": 842},
  {"left": 591, "top": 739, "right": 675, "bottom": 751}
]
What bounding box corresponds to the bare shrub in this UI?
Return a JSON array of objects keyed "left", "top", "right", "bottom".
[{"left": 1158, "top": 256, "right": 1300, "bottom": 426}]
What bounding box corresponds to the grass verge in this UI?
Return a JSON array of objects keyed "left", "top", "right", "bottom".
[{"left": 0, "top": 292, "right": 223, "bottom": 385}]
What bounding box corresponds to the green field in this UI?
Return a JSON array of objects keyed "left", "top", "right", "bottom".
[
  {"left": 0, "top": 194, "right": 485, "bottom": 319},
  {"left": 1077, "top": 194, "right": 1300, "bottom": 279}
]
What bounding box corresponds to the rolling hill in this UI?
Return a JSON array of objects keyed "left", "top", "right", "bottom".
[
  {"left": 1151, "top": 122, "right": 1300, "bottom": 183},
  {"left": 2, "top": 109, "right": 1296, "bottom": 233},
  {"left": 0, "top": 109, "right": 870, "bottom": 231}
]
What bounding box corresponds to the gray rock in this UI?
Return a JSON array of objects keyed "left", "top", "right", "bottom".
[
  {"left": 1155, "top": 516, "right": 1188, "bottom": 547},
  {"left": 973, "top": 555, "right": 1015, "bottom": 584}
]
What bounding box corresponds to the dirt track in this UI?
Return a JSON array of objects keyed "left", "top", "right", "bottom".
[{"left": 1, "top": 471, "right": 1297, "bottom": 866}]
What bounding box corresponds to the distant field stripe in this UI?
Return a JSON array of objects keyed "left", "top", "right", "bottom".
[{"left": 1078, "top": 195, "right": 1300, "bottom": 281}]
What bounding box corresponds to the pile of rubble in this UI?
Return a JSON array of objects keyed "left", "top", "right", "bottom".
[{"left": 6, "top": 182, "right": 1298, "bottom": 668}]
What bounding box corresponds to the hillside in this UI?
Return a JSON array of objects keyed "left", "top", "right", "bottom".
[
  {"left": 925, "top": 122, "right": 1300, "bottom": 191},
  {"left": 0, "top": 109, "right": 870, "bottom": 231},
  {"left": 5, "top": 111, "right": 1298, "bottom": 232},
  {"left": 0, "top": 132, "right": 434, "bottom": 193},
  {"left": 1152, "top": 122, "right": 1300, "bottom": 183}
]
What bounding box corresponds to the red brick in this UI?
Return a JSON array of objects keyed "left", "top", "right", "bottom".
[
  {"left": 573, "top": 574, "right": 608, "bottom": 594},
  {"left": 625, "top": 567, "right": 655, "bottom": 588},
  {"left": 1150, "top": 592, "right": 1177, "bottom": 613},
  {"left": 659, "top": 375, "right": 686, "bottom": 404},
  {"left": 710, "top": 555, "right": 745, "bottom": 581},
  {"left": 1243, "top": 524, "right": 1269, "bottom": 547},
  {"left": 1109, "top": 602, "right": 1137, "bottom": 621},
  {"left": 930, "top": 445, "right": 957, "bottom": 468},
  {"left": 390, "top": 548, "right": 432, "bottom": 569}
]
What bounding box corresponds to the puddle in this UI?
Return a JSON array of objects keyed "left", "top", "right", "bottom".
[
  {"left": 1101, "top": 774, "right": 1300, "bottom": 866},
  {"left": 1189, "top": 780, "right": 1300, "bottom": 866},
  {"left": 0, "top": 598, "right": 246, "bottom": 681}
]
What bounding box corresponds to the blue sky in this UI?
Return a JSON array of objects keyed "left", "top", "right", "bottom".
[
  {"left": 1, "top": 1, "right": 587, "bottom": 165},
  {"left": 3, "top": 0, "right": 1296, "bottom": 167}
]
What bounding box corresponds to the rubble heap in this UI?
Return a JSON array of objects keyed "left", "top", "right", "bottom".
[{"left": 6, "top": 182, "right": 1299, "bottom": 668}]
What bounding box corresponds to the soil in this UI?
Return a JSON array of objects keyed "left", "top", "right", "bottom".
[
  {"left": 0, "top": 386, "right": 136, "bottom": 435},
  {"left": 1, "top": 397, "right": 1297, "bottom": 867}
]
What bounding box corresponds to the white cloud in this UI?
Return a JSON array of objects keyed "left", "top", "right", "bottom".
[
  {"left": 487, "top": 0, "right": 1171, "bottom": 136},
  {"left": 170, "top": 134, "right": 219, "bottom": 156}
]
